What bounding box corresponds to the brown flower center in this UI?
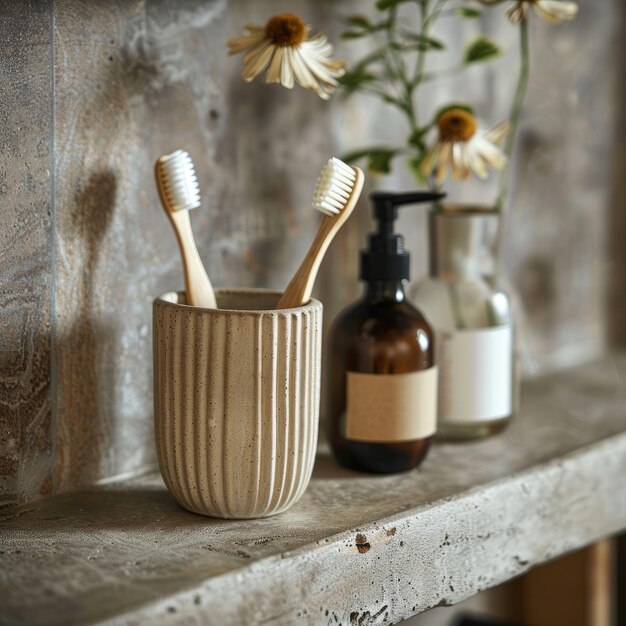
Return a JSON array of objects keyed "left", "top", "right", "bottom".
[
  {"left": 265, "top": 13, "right": 307, "bottom": 47},
  {"left": 438, "top": 108, "right": 477, "bottom": 143}
]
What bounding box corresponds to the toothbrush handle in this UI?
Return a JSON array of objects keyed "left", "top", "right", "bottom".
[
  {"left": 169, "top": 210, "right": 217, "bottom": 309},
  {"left": 277, "top": 166, "right": 364, "bottom": 309},
  {"left": 277, "top": 217, "right": 340, "bottom": 309}
]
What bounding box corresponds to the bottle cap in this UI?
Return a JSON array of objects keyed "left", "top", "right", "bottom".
[{"left": 360, "top": 191, "right": 446, "bottom": 282}]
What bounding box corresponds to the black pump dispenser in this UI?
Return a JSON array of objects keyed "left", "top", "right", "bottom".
[{"left": 360, "top": 191, "right": 445, "bottom": 282}]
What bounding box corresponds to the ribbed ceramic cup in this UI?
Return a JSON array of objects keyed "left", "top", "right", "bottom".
[{"left": 153, "top": 288, "right": 322, "bottom": 519}]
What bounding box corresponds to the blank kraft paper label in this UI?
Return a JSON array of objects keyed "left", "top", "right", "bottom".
[
  {"left": 438, "top": 325, "right": 512, "bottom": 423},
  {"left": 346, "top": 367, "right": 438, "bottom": 442}
]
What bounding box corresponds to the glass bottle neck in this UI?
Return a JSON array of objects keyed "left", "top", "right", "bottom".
[
  {"left": 431, "top": 255, "right": 481, "bottom": 281},
  {"left": 364, "top": 280, "right": 406, "bottom": 302},
  {"left": 429, "top": 211, "right": 494, "bottom": 282}
]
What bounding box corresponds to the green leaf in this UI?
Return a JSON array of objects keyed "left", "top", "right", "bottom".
[
  {"left": 377, "top": 93, "right": 402, "bottom": 107},
  {"left": 407, "top": 156, "right": 426, "bottom": 184},
  {"left": 376, "top": 0, "right": 413, "bottom": 10},
  {"left": 341, "top": 30, "right": 368, "bottom": 40},
  {"left": 368, "top": 149, "right": 399, "bottom": 174},
  {"left": 341, "top": 148, "right": 400, "bottom": 175},
  {"left": 344, "top": 15, "right": 372, "bottom": 30},
  {"left": 408, "top": 127, "right": 430, "bottom": 149},
  {"left": 401, "top": 31, "right": 445, "bottom": 51},
  {"left": 341, "top": 148, "right": 380, "bottom": 164},
  {"left": 338, "top": 69, "right": 379, "bottom": 92},
  {"left": 463, "top": 36, "right": 502, "bottom": 63},
  {"left": 455, "top": 7, "right": 482, "bottom": 18}
]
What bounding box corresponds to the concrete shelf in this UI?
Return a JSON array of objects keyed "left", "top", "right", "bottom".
[{"left": 2, "top": 356, "right": 625, "bottom": 625}]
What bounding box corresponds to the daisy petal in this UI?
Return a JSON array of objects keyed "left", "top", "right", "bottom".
[
  {"left": 290, "top": 48, "right": 326, "bottom": 97},
  {"left": 291, "top": 48, "right": 317, "bottom": 87},
  {"left": 474, "top": 137, "right": 507, "bottom": 170},
  {"left": 467, "top": 149, "right": 490, "bottom": 179},
  {"left": 242, "top": 40, "right": 269, "bottom": 66},
  {"left": 420, "top": 144, "right": 439, "bottom": 178},
  {"left": 461, "top": 142, "right": 473, "bottom": 175},
  {"left": 309, "top": 33, "right": 329, "bottom": 47},
  {"left": 533, "top": 0, "right": 579, "bottom": 23},
  {"left": 505, "top": 2, "right": 528, "bottom": 24},
  {"left": 241, "top": 42, "right": 275, "bottom": 82},
  {"left": 301, "top": 42, "right": 346, "bottom": 80},
  {"left": 320, "top": 58, "right": 347, "bottom": 74},
  {"left": 451, "top": 143, "right": 467, "bottom": 180},
  {"left": 484, "top": 121, "right": 510, "bottom": 145},
  {"left": 309, "top": 42, "right": 334, "bottom": 57},
  {"left": 227, "top": 32, "right": 265, "bottom": 54},
  {"left": 307, "top": 34, "right": 333, "bottom": 55},
  {"left": 265, "top": 46, "right": 283, "bottom": 84},
  {"left": 436, "top": 142, "right": 452, "bottom": 183},
  {"left": 280, "top": 51, "right": 295, "bottom": 89},
  {"left": 299, "top": 46, "right": 339, "bottom": 85}
]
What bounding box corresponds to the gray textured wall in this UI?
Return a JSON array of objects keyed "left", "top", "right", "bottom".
[
  {"left": 0, "top": 0, "right": 622, "bottom": 507},
  {"left": 0, "top": 2, "right": 54, "bottom": 506},
  {"left": 52, "top": 0, "right": 229, "bottom": 500}
]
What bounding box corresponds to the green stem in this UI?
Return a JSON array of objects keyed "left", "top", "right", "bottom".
[
  {"left": 386, "top": 7, "right": 418, "bottom": 132},
  {"left": 495, "top": 17, "right": 530, "bottom": 212},
  {"left": 387, "top": 8, "right": 407, "bottom": 80},
  {"left": 380, "top": 18, "right": 399, "bottom": 91},
  {"left": 423, "top": 0, "right": 448, "bottom": 28},
  {"left": 448, "top": 283, "right": 467, "bottom": 329},
  {"left": 361, "top": 85, "right": 403, "bottom": 105},
  {"left": 396, "top": 0, "right": 430, "bottom": 137},
  {"left": 413, "top": 0, "right": 431, "bottom": 88}
]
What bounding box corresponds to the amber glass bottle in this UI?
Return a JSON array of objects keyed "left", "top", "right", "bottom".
[{"left": 327, "top": 191, "right": 444, "bottom": 474}]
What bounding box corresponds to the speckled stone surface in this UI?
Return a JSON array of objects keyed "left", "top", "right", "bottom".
[{"left": 1, "top": 356, "right": 625, "bottom": 625}]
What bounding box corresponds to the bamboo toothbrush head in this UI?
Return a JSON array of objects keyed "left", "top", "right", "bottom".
[
  {"left": 154, "top": 149, "right": 217, "bottom": 309},
  {"left": 155, "top": 150, "right": 201, "bottom": 213},
  {"left": 276, "top": 157, "right": 364, "bottom": 309},
  {"left": 313, "top": 157, "right": 362, "bottom": 219}
]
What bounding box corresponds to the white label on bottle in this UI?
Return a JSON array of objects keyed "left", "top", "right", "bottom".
[
  {"left": 345, "top": 367, "right": 438, "bottom": 442},
  {"left": 437, "top": 325, "right": 512, "bottom": 423}
]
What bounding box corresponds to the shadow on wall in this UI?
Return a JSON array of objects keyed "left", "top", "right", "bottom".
[{"left": 55, "top": 171, "right": 118, "bottom": 492}]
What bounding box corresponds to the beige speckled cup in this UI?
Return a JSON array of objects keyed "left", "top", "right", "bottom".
[{"left": 153, "top": 288, "right": 322, "bottom": 519}]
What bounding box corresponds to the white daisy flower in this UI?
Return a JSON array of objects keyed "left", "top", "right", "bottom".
[
  {"left": 505, "top": 0, "right": 579, "bottom": 24},
  {"left": 227, "top": 13, "right": 346, "bottom": 100},
  {"left": 421, "top": 107, "right": 509, "bottom": 183}
]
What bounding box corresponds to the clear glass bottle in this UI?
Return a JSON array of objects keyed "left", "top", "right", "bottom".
[
  {"left": 327, "top": 191, "right": 443, "bottom": 473},
  {"left": 410, "top": 208, "right": 514, "bottom": 439}
]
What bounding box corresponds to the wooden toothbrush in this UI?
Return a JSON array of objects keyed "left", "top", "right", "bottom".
[
  {"left": 155, "top": 150, "right": 217, "bottom": 309},
  {"left": 277, "top": 158, "right": 365, "bottom": 309}
]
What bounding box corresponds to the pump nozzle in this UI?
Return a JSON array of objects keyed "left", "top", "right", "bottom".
[
  {"left": 360, "top": 190, "right": 446, "bottom": 282},
  {"left": 369, "top": 191, "right": 446, "bottom": 224}
]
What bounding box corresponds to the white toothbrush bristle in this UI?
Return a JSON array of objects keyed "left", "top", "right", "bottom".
[
  {"left": 157, "top": 149, "right": 201, "bottom": 211},
  {"left": 312, "top": 157, "right": 356, "bottom": 217}
]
